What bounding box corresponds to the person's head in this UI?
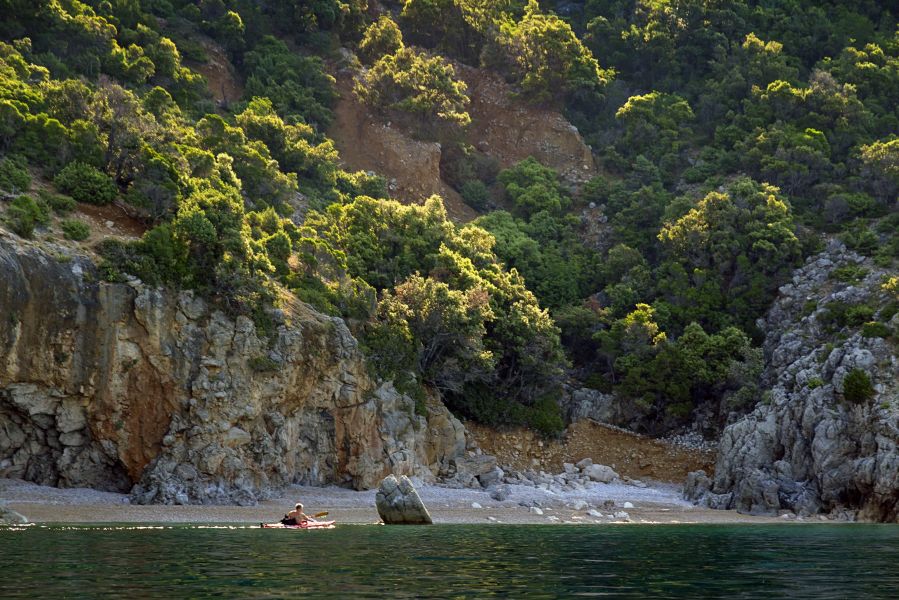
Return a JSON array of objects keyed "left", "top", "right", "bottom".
[{"left": 295, "top": 503, "right": 303, "bottom": 512}]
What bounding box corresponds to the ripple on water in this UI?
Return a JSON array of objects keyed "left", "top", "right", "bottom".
[{"left": 1, "top": 524, "right": 898, "bottom": 598}]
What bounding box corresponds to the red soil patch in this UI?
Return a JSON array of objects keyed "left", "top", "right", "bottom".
[
  {"left": 468, "top": 420, "right": 715, "bottom": 484},
  {"left": 188, "top": 37, "right": 244, "bottom": 108},
  {"left": 77, "top": 202, "right": 148, "bottom": 239}
]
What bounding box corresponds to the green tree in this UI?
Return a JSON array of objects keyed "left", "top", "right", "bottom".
[
  {"left": 737, "top": 125, "right": 833, "bottom": 196},
  {"left": 243, "top": 36, "right": 337, "bottom": 128},
  {"left": 358, "top": 15, "right": 403, "bottom": 65},
  {"left": 614, "top": 92, "right": 695, "bottom": 166},
  {"left": 658, "top": 177, "right": 801, "bottom": 332},
  {"left": 0, "top": 154, "right": 30, "bottom": 192},
  {"left": 499, "top": 0, "right": 611, "bottom": 105},
  {"left": 355, "top": 47, "right": 471, "bottom": 130},
  {"left": 842, "top": 368, "right": 875, "bottom": 404},
  {"left": 398, "top": 0, "right": 505, "bottom": 64},
  {"left": 858, "top": 137, "right": 899, "bottom": 203},
  {"left": 497, "top": 156, "right": 568, "bottom": 218},
  {"left": 367, "top": 274, "right": 494, "bottom": 393}
]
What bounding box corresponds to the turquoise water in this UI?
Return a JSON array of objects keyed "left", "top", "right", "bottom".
[{"left": 2, "top": 524, "right": 898, "bottom": 598}]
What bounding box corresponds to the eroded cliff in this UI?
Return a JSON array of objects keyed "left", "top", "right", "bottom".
[{"left": 0, "top": 235, "right": 473, "bottom": 505}]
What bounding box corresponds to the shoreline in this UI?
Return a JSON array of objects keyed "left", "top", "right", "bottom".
[{"left": 0, "top": 478, "right": 801, "bottom": 525}]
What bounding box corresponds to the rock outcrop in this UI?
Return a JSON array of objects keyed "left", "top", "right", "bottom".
[
  {"left": 0, "top": 236, "right": 473, "bottom": 504},
  {"left": 375, "top": 474, "right": 432, "bottom": 524},
  {"left": 689, "top": 241, "right": 899, "bottom": 521},
  {"left": 562, "top": 387, "right": 619, "bottom": 425}
]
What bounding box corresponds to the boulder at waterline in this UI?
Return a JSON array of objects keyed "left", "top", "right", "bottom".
[
  {"left": 375, "top": 475, "right": 433, "bottom": 524},
  {"left": 0, "top": 503, "right": 28, "bottom": 524}
]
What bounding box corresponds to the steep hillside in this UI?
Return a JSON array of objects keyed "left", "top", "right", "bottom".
[
  {"left": 330, "top": 73, "right": 475, "bottom": 221},
  {"left": 329, "top": 59, "right": 597, "bottom": 222}
]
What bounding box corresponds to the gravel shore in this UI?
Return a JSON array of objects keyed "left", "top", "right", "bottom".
[{"left": 0, "top": 477, "right": 785, "bottom": 525}]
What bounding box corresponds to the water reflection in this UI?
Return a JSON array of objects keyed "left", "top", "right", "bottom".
[{"left": 1, "top": 524, "right": 898, "bottom": 598}]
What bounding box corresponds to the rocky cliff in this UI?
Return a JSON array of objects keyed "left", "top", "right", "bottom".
[
  {"left": 687, "top": 241, "right": 899, "bottom": 521},
  {"left": 0, "top": 234, "right": 475, "bottom": 505}
]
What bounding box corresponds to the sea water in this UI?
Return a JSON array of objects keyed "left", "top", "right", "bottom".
[{"left": 2, "top": 523, "right": 898, "bottom": 598}]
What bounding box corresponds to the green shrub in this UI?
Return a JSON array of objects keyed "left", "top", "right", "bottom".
[
  {"left": 845, "top": 305, "right": 876, "bottom": 326},
  {"left": 861, "top": 321, "right": 891, "bottom": 338},
  {"left": 358, "top": 16, "right": 403, "bottom": 64},
  {"left": 498, "top": 157, "right": 569, "bottom": 218},
  {"left": 583, "top": 372, "right": 613, "bottom": 393},
  {"left": 0, "top": 155, "right": 30, "bottom": 193},
  {"left": 525, "top": 396, "right": 565, "bottom": 437},
  {"left": 840, "top": 222, "right": 878, "bottom": 255},
  {"left": 54, "top": 162, "right": 118, "bottom": 205},
  {"left": 830, "top": 265, "right": 868, "bottom": 283},
  {"left": 5, "top": 194, "right": 49, "bottom": 238},
  {"left": 447, "top": 384, "right": 529, "bottom": 429},
  {"left": 96, "top": 238, "right": 166, "bottom": 286},
  {"left": 842, "top": 368, "right": 875, "bottom": 404},
  {"left": 665, "top": 402, "right": 693, "bottom": 419},
  {"left": 354, "top": 47, "right": 471, "bottom": 129},
  {"left": 821, "top": 302, "right": 876, "bottom": 330},
  {"left": 61, "top": 218, "right": 90, "bottom": 241},
  {"left": 39, "top": 190, "right": 77, "bottom": 214},
  {"left": 243, "top": 36, "right": 337, "bottom": 127},
  {"left": 802, "top": 299, "right": 818, "bottom": 316},
  {"left": 498, "top": 1, "right": 610, "bottom": 105},
  {"left": 249, "top": 355, "right": 280, "bottom": 372},
  {"left": 806, "top": 377, "right": 824, "bottom": 389},
  {"left": 460, "top": 180, "right": 490, "bottom": 210},
  {"left": 881, "top": 301, "right": 899, "bottom": 323}
]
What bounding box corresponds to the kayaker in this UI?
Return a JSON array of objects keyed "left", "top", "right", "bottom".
[{"left": 280, "top": 502, "right": 312, "bottom": 526}]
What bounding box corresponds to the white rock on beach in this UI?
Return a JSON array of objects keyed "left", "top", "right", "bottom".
[
  {"left": 529, "top": 506, "right": 544, "bottom": 515},
  {"left": 583, "top": 464, "right": 619, "bottom": 484},
  {"left": 375, "top": 475, "right": 433, "bottom": 525},
  {"left": 623, "top": 501, "right": 634, "bottom": 509}
]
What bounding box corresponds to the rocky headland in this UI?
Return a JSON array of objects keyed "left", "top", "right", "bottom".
[
  {"left": 0, "top": 235, "right": 486, "bottom": 506},
  {"left": 687, "top": 241, "right": 899, "bottom": 522}
]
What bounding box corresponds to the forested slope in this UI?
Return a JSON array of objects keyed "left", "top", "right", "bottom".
[{"left": 0, "top": 0, "right": 895, "bottom": 443}]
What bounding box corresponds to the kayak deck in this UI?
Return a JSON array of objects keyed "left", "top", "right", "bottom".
[{"left": 260, "top": 520, "right": 335, "bottom": 529}]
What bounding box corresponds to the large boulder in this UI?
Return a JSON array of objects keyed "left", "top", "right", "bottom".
[
  {"left": 683, "top": 470, "right": 711, "bottom": 501},
  {"left": 375, "top": 475, "right": 433, "bottom": 525},
  {"left": 0, "top": 503, "right": 28, "bottom": 524},
  {"left": 583, "top": 463, "right": 619, "bottom": 484},
  {"left": 442, "top": 453, "right": 498, "bottom": 489}
]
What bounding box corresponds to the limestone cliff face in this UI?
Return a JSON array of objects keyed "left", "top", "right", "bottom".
[
  {"left": 0, "top": 235, "right": 469, "bottom": 504},
  {"left": 688, "top": 241, "right": 899, "bottom": 521}
]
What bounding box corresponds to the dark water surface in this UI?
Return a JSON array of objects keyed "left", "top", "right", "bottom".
[{"left": 2, "top": 523, "right": 898, "bottom": 598}]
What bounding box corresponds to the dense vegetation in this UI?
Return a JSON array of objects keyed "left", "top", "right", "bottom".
[{"left": 0, "top": 0, "right": 895, "bottom": 437}]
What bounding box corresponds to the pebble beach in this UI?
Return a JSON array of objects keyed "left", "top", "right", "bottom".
[{"left": 1, "top": 477, "right": 786, "bottom": 525}]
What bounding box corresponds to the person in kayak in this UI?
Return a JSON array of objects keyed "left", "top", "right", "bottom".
[{"left": 280, "top": 502, "right": 312, "bottom": 526}]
